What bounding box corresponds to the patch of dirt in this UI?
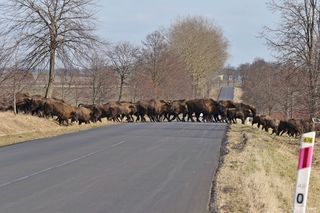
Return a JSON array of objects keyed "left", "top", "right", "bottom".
[{"left": 231, "top": 133, "right": 248, "bottom": 151}]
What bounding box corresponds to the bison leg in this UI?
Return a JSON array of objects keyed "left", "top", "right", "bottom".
[
  {"left": 181, "top": 113, "right": 187, "bottom": 122},
  {"left": 169, "top": 114, "right": 176, "bottom": 122},
  {"left": 187, "top": 113, "right": 194, "bottom": 122},
  {"left": 195, "top": 113, "right": 201, "bottom": 122}
]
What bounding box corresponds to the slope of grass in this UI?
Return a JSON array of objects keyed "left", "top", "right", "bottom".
[
  {"left": 0, "top": 112, "right": 114, "bottom": 147},
  {"left": 215, "top": 124, "right": 320, "bottom": 213}
]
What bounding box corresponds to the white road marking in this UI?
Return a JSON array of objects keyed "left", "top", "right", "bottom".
[
  {"left": 111, "top": 141, "right": 126, "bottom": 147},
  {"left": 0, "top": 141, "right": 127, "bottom": 188}
]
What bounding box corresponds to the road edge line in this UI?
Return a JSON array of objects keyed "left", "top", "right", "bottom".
[{"left": 208, "top": 124, "right": 230, "bottom": 213}]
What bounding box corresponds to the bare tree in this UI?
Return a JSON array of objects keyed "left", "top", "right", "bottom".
[
  {"left": 141, "top": 30, "right": 168, "bottom": 98},
  {"left": 263, "top": 0, "right": 320, "bottom": 118},
  {"left": 0, "top": 0, "right": 101, "bottom": 98},
  {"left": 107, "top": 42, "right": 139, "bottom": 101},
  {"left": 128, "top": 65, "right": 153, "bottom": 101},
  {"left": 85, "top": 52, "right": 116, "bottom": 104},
  {"left": 88, "top": 55, "right": 106, "bottom": 104},
  {"left": 0, "top": 39, "right": 16, "bottom": 88},
  {"left": 254, "top": 61, "right": 309, "bottom": 119},
  {"left": 168, "top": 16, "right": 228, "bottom": 98},
  {"left": 241, "top": 59, "right": 279, "bottom": 115},
  {"left": 158, "top": 50, "right": 193, "bottom": 100}
]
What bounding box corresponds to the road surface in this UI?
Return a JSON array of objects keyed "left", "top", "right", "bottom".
[
  {"left": 0, "top": 122, "right": 227, "bottom": 213},
  {"left": 218, "top": 86, "right": 234, "bottom": 101}
]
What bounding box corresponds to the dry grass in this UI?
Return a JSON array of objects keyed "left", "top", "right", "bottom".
[
  {"left": 0, "top": 112, "right": 114, "bottom": 147},
  {"left": 215, "top": 124, "right": 320, "bottom": 213}
]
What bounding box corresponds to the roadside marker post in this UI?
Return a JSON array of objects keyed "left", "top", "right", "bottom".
[{"left": 292, "top": 131, "right": 315, "bottom": 213}]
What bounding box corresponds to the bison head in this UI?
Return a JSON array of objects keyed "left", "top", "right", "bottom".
[{"left": 71, "top": 111, "right": 78, "bottom": 123}]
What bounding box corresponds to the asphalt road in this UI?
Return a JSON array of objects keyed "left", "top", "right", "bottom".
[
  {"left": 0, "top": 122, "right": 227, "bottom": 213},
  {"left": 218, "top": 86, "right": 234, "bottom": 101}
]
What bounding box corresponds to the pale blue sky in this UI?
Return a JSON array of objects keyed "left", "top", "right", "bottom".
[
  {"left": 0, "top": 0, "right": 279, "bottom": 67},
  {"left": 95, "top": 0, "right": 279, "bottom": 66}
]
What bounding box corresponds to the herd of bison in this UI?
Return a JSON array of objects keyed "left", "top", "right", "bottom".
[{"left": 0, "top": 93, "right": 315, "bottom": 137}]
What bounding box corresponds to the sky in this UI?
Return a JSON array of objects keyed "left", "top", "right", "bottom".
[
  {"left": 0, "top": 0, "right": 280, "bottom": 67},
  {"left": 95, "top": 0, "right": 280, "bottom": 67}
]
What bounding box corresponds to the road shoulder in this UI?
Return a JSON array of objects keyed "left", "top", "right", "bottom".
[
  {"left": 0, "top": 112, "right": 114, "bottom": 147},
  {"left": 213, "top": 123, "right": 320, "bottom": 212}
]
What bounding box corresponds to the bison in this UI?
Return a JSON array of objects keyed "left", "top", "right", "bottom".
[
  {"left": 44, "top": 100, "right": 76, "bottom": 125},
  {"left": 78, "top": 103, "right": 103, "bottom": 123},
  {"left": 147, "top": 99, "right": 171, "bottom": 122},
  {"left": 277, "top": 119, "right": 301, "bottom": 137},
  {"left": 252, "top": 114, "right": 265, "bottom": 129},
  {"left": 186, "top": 98, "right": 222, "bottom": 122},
  {"left": 260, "top": 115, "right": 278, "bottom": 134},
  {"left": 168, "top": 99, "right": 188, "bottom": 122},
  {"left": 71, "top": 106, "right": 92, "bottom": 125},
  {"left": 226, "top": 108, "right": 246, "bottom": 124}
]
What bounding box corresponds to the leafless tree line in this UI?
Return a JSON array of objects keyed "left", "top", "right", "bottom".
[
  {"left": 0, "top": 1, "right": 228, "bottom": 107},
  {"left": 238, "top": 59, "right": 313, "bottom": 120},
  {"left": 261, "top": 0, "right": 320, "bottom": 119},
  {"left": 0, "top": 0, "right": 101, "bottom": 98}
]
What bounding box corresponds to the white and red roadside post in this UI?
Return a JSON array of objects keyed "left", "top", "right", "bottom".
[{"left": 292, "top": 131, "right": 316, "bottom": 213}]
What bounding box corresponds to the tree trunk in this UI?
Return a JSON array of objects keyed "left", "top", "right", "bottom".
[
  {"left": 309, "top": 87, "right": 317, "bottom": 120},
  {"left": 268, "top": 106, "right": 272, "bottom": 116},
  {"left": 75, "top": 87, "right": 79, "bottom": 106},
  {"left": 12, "top": 72, "right": 17, "bottom": 115},
  {"left": 118, "top": 76, "right": 124, "bottom": 101},
  {"left": 45, "top": 47, "right": 56, "bottom": 98},
  {"left": 153, "top": 83, "right": 158, "bottom": 99},
  {"left": 92, "top": 81, "right": 96, "bottom": 105}
]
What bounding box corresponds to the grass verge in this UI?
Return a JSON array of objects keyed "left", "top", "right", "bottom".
[
  {"left": 214, "top": 123, "right": 320, "bottom": 213},
  {"left": 0, "top": 112, "right": 114, "bottom": 147}
]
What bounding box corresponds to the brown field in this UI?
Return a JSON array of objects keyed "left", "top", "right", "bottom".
[
  {"left": 0, "top": 112, "right": 114, "bottom": 147},
  {"left": 215, "top": 123, "right": 320, "bottom": 213}
]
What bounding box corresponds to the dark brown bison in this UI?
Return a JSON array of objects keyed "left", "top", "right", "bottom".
[
  {"left": 234, "top": 103, "right": 256, "bottom": 120},
  {"left": 147, "top": 99, "right": 171, "bottom": 122},
  {"left": 134, "top": 99, "right": 171, "bottom": 122},
  {"left": 277, "top": 119, "right": 301, "bottom": 137},
  {"left": 44, "top": 100, "right": 76, "bottom": 125},
  {"left": 5, "top": 93, "right": 32, "bottom": 113},
  {"left": 219, "top": 100, "right": 256, "bottom": 122},
  {"left": 98, "top": 103, "right": 114, "bottom": 121},
  {"left": 134, "top": 100, "right": 150, "bottom": 122},
  {"left": 239, "top": 103, "right": 256, "bottom": 118},
  {"left": 218, "top": 100, "right": 237, "bottom": 109},
  {"left": 104, "top": 101, "right": 136, "bottom": 122},
  {"left": 186, "top": 98, "right": 222, "bottom": 122},
  {"left": 168, "top": 99, "right": 188, "bottom": 122},
  {"left": 78, "top": 103, "right": 102, "bottom": 123},
  {"left": 27, "top": 96, "right": 47, "bottom": 117},
  {"left": 259, "top": 115, "right": 278, "bottom": 134},
  {"left": 252, "top": 114, "right": 265, "bottom": 128},
  {"left": 71, "top": 106, "right": 92, "bottom": 125},
  {"left": 226, "top": 108, "right": 246, "bottom": 124}
]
